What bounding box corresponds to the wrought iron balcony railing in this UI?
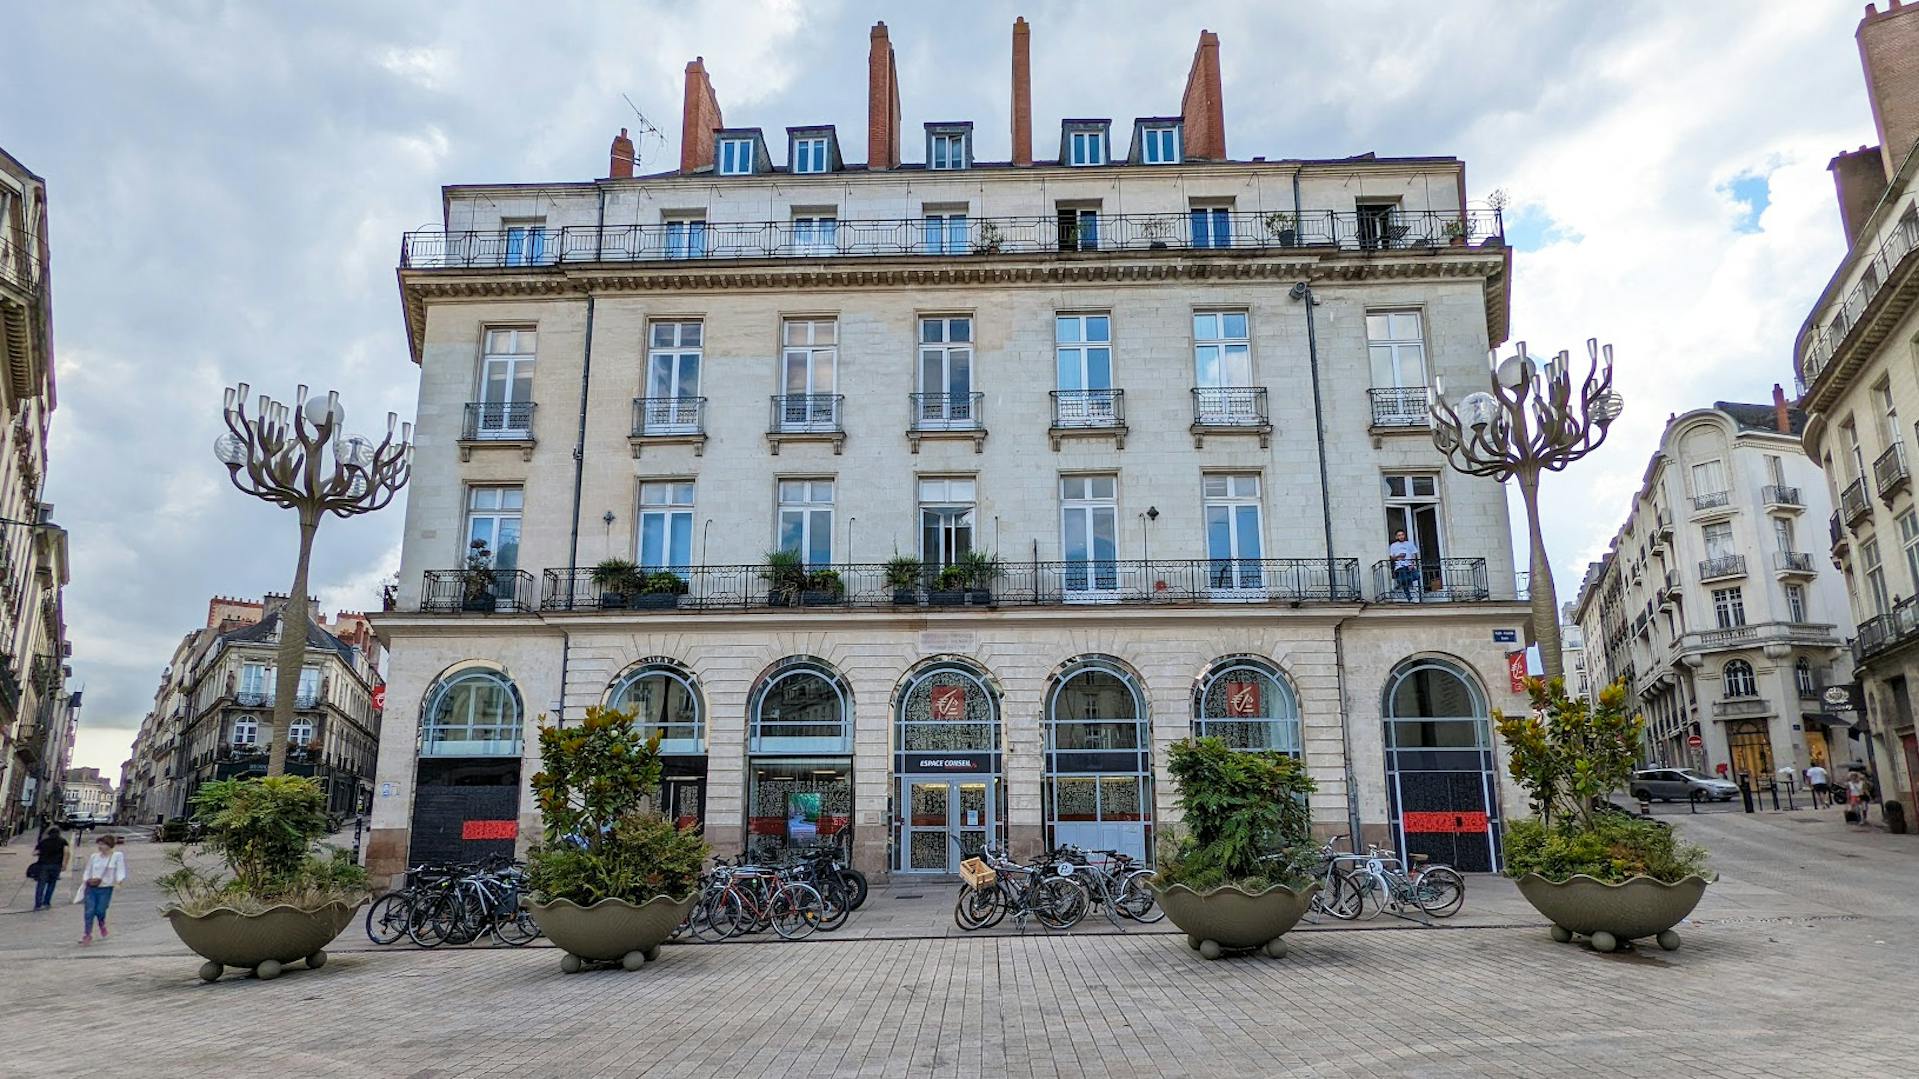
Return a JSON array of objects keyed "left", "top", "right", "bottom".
[
  {"left": 1052, "top": 389, "right": 1124, "bottom": 429},
  {"left": 1367, "top": 386, "right": 1431, "bottom": 428},
  {"left": 1830, "top": 510, "right": 1846, "bottom": 550},
  {"left": 1875, "top": 442, "right": 1910, "bottom": 500},
  {"left": 1698, "top": 555, "right": 1747, "bottom": 580},
  {"left": 1368, "top": 557, "right": 1492, "bottom": 603},
  {"left": 462, "top": 401, "right": 535, "bottom": 441},
  {"left": 1841, "top": 477, "right": 1872, "bottom": 525},
  {"left": 1691, "top": 490, "right": 1730, "bottom": 512},
  {"left": 909, "top": 392, "right": 983, "bottom": 431},
  {"left": 536, "top": 558, "right": 1366, "bottom": 612},
  {"left": 1761, "top": 485, "right": 1801, "bottom": 507},
  {"left": 1191, "top": 387, "right": 1269, "bottom": 429},
  {"left": 421, "top": 569, "right": 538, "bottom": 613},
  {"left": 1, "top": 225, "right": 45, "bottom": 294},
  {"left": 770, "top": 393, "right": 844, "bottom": 434},
  {"left": 633, "top": 396, "right": 706, "bottom": 437},
  {"left": 1773, "top": 550, "right": 1816, "bottom": 574},
  {"left": 399, "top": 209, "right": 1506, "bottom": 270},
  {"left": 1797, "top": 207, "right": 1919, "bottom": 392}
]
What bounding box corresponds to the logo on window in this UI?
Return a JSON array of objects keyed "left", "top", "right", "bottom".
[
  {"left": 1225, "top": 681, "right": 1260, "bottom": 717},
  {"left": 930, "top": 685, "right": 967, "bottom": 718}
]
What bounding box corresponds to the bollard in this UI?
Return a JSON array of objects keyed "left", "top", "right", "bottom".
[
  {"left": 1739, "top": 774, "right": 1755, "bottom": 814},
  {"left": 1769, "top": 781, "right": 1780, "bottom": 811},
  {"left": 352, "top": 814, "right": 365, "bottom": 865}
]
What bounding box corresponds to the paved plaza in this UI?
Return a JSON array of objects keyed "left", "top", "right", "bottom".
[{"left": 1, "top": 808, "right": 1914, "bottom": 1078}]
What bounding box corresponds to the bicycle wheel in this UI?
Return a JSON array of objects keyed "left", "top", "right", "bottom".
[
  {"left": 1320, "top": 869, "right": 1365, "bottom": 920},
  {"left": 409, "top": 893, "right": 453, "bottom": 947},
  {"left": 770, "top": 882, "right": 823, "bottom": 939},
  {"left": 707, "top": 889, "right": 751, "bottom": 939},
  {"left": 813, "top": 878, "right": 851, "bottom": 931},
  {"left": 1034, "top": 877, "right": 1089, "bottom": 929},
  {"left": 840, "top": 868, "right": 869, "bottom": 911},
  {"left": 492, "top": 892, "right": 541, "bottom": 946},
  {"left": 681, "top": 891, "right": 723, "bottom": 941},
  {"left": 1412, "top": 866, "right": 1466, "bottom": 918},
  {"left": 443, "top": 888, "right": 487, "bottom": 945},
  {"left": 365, "top": 892, "right": 411, "bottom": 945},
  {"left": 953, "top": 884, "right": 995, "bottom": 930},
  {"left": 1116, "top": 871, "right": 1163, "bottom": 923}
]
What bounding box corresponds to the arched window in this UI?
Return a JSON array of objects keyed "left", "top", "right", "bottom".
[
  {"left": 1193, "top": 658, "right": 1300, "bottom": 754},
  {"left": 421, "top": 669, "right": 523, "bottom": 757},
  {"left": 1382, "top": 657, "right": 1499, "bottom": 872},
  {"left": 1047, "top": 662, "right": 1145, "bottom": 752},
  {"left": 1723, "top": 660, "right": 1757, "bottom": 699},
  {"left": 230, "top": 715, "right": 259, "bottom": 746},
  {"left": 750, "top": 663, "right": 851, "bottom": 754},
  {"left": 1384, "top": 659, "right": 1489, "bottom": 749},
  {"left": 1044, "top": 657, "right": 1153, "bottom": 860},
  {"left": 609, "top": 663, "right": 704, "bottom": 755},
  {"left": 1794, "top": 658, "right": 1815, "bottom": 697},
  {"left": 897, "top": 663, "right": 998, "bottom": 753}
]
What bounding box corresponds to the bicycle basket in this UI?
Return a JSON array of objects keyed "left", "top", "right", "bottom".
[{"left": 959, "top": 857, "right": 997, "bottom": 889}]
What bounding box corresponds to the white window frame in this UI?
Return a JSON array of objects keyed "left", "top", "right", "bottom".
[
  {"left": 639, "top": 480, "right": 696, "bottom": 572},
  {"left": 792, "top": 213, "right": 838, "bottom": 256},
  {"left": 778, "top": 479, "right": 835, "bottom": 566},
  {"left": 1863, "top": 537, "right": 1891, "bottom": 616},
  {"left": 1712, "top": 586, "right": 1746, "bottom": 629},
  {"left": 465, "top": 485, "right": 524, "bottom": 572},
  {"left": 779, "top": 318, "right": 839, "bottom": 431},
  {"left": 663, "top": 215, "right": 708, "bottom": 260},
  {"left": 1141, "top": 126, "right": 1179, "bottom": 165},
  {"left": 1366, "top": 310, "right": 1428, "bottom": 390},
  {"left": 1189, "top": 202, "right": 1232, "bottom": 249},
  {"left": 1900, "top": 509, "right": 1919, "bottom": 593},
  {"left": 230, "top": 716, "right": 259, "bottom": 746},
  {"left": 502, "top": 218, "right": 546, "bottom": 266},
  {"left": 922, "top": 210, "right": 969, "bottom": 255},
  {"left": 792, "top": 136, "right": 829, "bottom": 174},
  {"left": 1058, "top": 205, "right": 1100, "bottom": 251},
  {"left": 919, "top": 477, "right": 977, "bottom": 570},
  {"left": 477, "top": 327, "right": 536, "bottom": 438},
  {"left": 644, "top": 321, "right": 703, "bottom": 433},
  {"left": 1784, "top": 582, "right": 1807, "bottom": 623},
  {"left": 918, "top": 316, "right": 975, "bottom": 428},
  {"left": 1068, "top": 129, "right": 1106, "bottom": 166},
  {"left": 718, "top": 138, "right": 755, "bottom": 176},
  {"left": 1193, "top": 310, "right": 1254, "bottom": 424},
  {"left": 1060, "top": 474, "right": 1120, "bottom": 600},
  {"left": 1722, "top": 660, "right": 1757, "bottom": 699},
  {"left": 929, "top": 132, "right": 969, "bottom": 171},
  {"left": 1203, "top": 474, "right": 1265, "bottom": 594}
]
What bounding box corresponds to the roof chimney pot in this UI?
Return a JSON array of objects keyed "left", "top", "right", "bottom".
[
  {"left": 609, "top": 127, "right": 635, "bottom": 179},
  {"left": 1011, "top": 18, "right": 1033, "bottom": 167},
  {"left": 679, "top": 58, "right": 724, "bottom": 174},
  {"left": 867, "top": 22, "right": 902, "bottom": 169}
]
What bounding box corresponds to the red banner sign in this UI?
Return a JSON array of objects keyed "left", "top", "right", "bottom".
[
  {"left": 1401, "top": 811, "right": 1489, "bottom": 835},
  {"left": 1225, "top": 681, "right": 1261, "bottom": 717},
  {"left": 371, "top": 685, "right": 386, "bottom": 713},
  {"left": 1507, "top": 651, "right": 1528, "bottom": 693},
  {"left": 461, "top": 819, "right": 518, "bottom": 841},
  {"left": 930, "top": 684, "right": 966, "bottom": 718}
]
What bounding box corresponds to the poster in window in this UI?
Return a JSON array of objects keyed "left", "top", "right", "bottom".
[
  {"left": 787, "top": 792, "right": 822, "bottom": 840},
  {"left": 1225, "top": 681, "right": 1260, "bottom": 717},
  {"left": 930, "top": 684, "right": 966, "bottom": 719}
]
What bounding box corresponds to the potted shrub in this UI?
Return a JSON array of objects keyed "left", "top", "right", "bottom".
[
  {"left": 591, "top": 557, "right": 644, "bottom": 609},
  {"left": 885, "top": 555, "right": 923, "bottom": 606},
  {"left": 972, "top": 221, "right": 1005, "bottom": 255},
  {"left": 956, "top": 549, "right": 1001, "bottom": 606},
  {"left": 159, "top": 774, "right": 368, "bottom": 982},
  {"left": 461, "top": 539, "right": 496, "bottom": 612},
  {"left": 1140, "top": 216, "right": 1172, "bottom": 250},
  {"left": 762, "top": 548, "right": 806, "bottom": 606},
  {"left": 800, "top": 567, "right": 845, "bottom": 606},
  {"left": 630, "top": 571, "right": 688, "bottom": 611},
  {"left": 1442, "top": 217, "right": 1469, "bottom": 246},
  {"left": 525, "top": 706, "right": 709, "bottom": 973},
  {"left": 1262, "top": 211, "right": 1298, "bottom": 247},
  {"left": 1152, "top": 737, "right": 1320, "bottom": 960},
  {"left": 1497, "top": 678, "right": 1713, "bottom": 954},
  {"left": 929, "top": 564, "right": 969, "bottom": 607}
]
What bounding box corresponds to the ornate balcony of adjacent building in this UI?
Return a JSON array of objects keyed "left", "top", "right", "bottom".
[
  {"left": 1854, "top": 595, "right": 1919, "bottom": 666},
  {"left": 1191, "top": 387, "right": 1271, "bottom": 447},
  {"left": 1651, "top": 512, "right": 1674, "bottom": 547},
  {"left": 1368, "top": 557, "right": 1492, "bottom": 603},
  {"left": 1841, "top": 477, "right": 1872, "bottom": 526},
  {"left": 1772, "top": 550, "right": 1816, "bottom": 577},
  {"left": 767, "top": 393, "right": 846, "bottom": 454},
  {"left": 629, "top": 396, "right": 707, "bottom": 457},
  {"left": 908, "top": 392, "right": 986, "bottom": 453},
  {"left": 458, "top": 401, "right": 536, "bottom": 462},
  {"left": 1698, "top": 555, "right": 1746, "bottom": 582},
  {"left": 1690, "top": 490, "right": 1732, "bottom": 516},
  {"left": 1874, "top": 443, "right": 1910, "bottom": 503},
  {"left": 420, "top": 568, "right": 538, "bottom": 613},
  {"left": 1050, "top": 389, "right": 1126, "bottom": 449},
  {"left": 1761, "top": 485, "right": 1803, "bottom": 511},
  {"left": 1677, "top": 621, "right": 1841, "bottom": 661},
  {"left": 1712, "top": 696, "right": 1772, "bottom": 719},
  {"left": 1795, "top": 206, "right": 1919, "bottom": 402},
  {"left": 1366, "top": 387, "right": 1430, "bottom": 432},
  {"left": 1830, "top": 510, "right": 1849, "bottom": 557}
]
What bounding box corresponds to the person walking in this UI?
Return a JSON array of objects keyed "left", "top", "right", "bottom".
[
  {"left": 30, "top": 826, "right": 68, "bottom": 910},
  {"left": 1806, "top": 763, "right": 1830, "bottom": 808},
  {"left": 1845, "top": 771, "right": 1871, "bottom": 828},
  {"left": 74, "top": 834, "right": 126, "bottom": 944},
  {"left": 1388, "top": 529, "right": 1422, "bottom": 602}
]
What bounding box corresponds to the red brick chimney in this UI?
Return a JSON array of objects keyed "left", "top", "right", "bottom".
[
  {"left": 1011, "top": 18, "right": 1033, "bottom": 167},
  {"left": 1773, "top": 383, "right": 1792, "bottom": 433},
  {"left": 1180, "top": 30, "right": 1226, "bottom": 161},
  {"left": 1830, "top": 145, "right": 1890, "bottom": 247},
  {"left": 609, "top": 127, "right": 635, "bottom": 179},
  {"left": 679, "top": 58, "right": 724, "bottom": 174},
  {"left": 867, "top": 22, "right": 901, "bottom": 169},
  {"left": 1859, "top": 1, "right": 1919, "bottom": 179}
]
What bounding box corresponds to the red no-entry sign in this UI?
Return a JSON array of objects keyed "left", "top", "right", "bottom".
[{"left": 1687, "top": 734, "right": 1704, "bottom": 748}]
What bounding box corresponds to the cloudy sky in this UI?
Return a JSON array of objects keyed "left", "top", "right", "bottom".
[{"left": 2, "top": 1, "right": 1875, "bottom": 776}]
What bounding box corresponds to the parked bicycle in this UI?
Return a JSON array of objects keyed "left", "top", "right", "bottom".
[
  {"left": 953, "top": 844, "right": 1088, "bottom": 930},
  {"left": 694, "top": 855, "right": 828, "bottom": 940},
  {"left": 1052, "top": 844, "right": 1161, "bottom": 925},
  {"left": 1309, "top": 836, "right": 1464, "bottom": 921},
  {"left": 365, "top": 856, "right": 540, "bottom": 947}
]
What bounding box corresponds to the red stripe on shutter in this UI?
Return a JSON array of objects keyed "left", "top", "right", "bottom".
[
  {"left": 1401, "top": 811, "right": 1488, "bottom": 834},
  {"left": 461, "top": 819, "right": 519, "bottom": 841}
]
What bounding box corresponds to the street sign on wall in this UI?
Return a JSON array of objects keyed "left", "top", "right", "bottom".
[{"left": 1687, "top": 734, "right": 1703, "bottom": 748}]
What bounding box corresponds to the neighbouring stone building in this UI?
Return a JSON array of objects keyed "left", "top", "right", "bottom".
[
  {"left": 61, "top": 765, "right": 113, "bottom": 822},
  {"left": 368, "top": 19, "right": 1532, "bottom": 886},
  {"left": 0, "top": 144, "right": 76, "bottom": 839},
  {"left": 1573, "top": 398, "right": 1853, "bottom": 783},
  {"left": 1794, "top": 0, "right": 1919, "bottom": 817}
]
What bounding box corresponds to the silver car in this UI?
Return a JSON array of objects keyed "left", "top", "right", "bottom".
[{"left": 1630, "top": 768, "right": 1738, "bottom": 803}]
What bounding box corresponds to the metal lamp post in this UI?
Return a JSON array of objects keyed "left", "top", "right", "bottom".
[
  {"left": 215, "top": 383, "right": 413, "bottom": 776},
  {"left": 1428, "top": 340, "right": 1620, "bottom": 681}
]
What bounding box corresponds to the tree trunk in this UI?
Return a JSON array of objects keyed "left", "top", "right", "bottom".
[
  {"left": 1518, "top": 469, "right": 1563, "bottom": 682},
  {"left": 266, "top": 509, "right": 320, "bottom": 778}
]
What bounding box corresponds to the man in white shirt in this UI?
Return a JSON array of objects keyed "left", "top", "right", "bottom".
[
  {"left": 1806, "top": 763, "right": 1830, "bottom": 808},
  {"left": 1388, "top": 529, "right": 1421, "bottom": 602}
]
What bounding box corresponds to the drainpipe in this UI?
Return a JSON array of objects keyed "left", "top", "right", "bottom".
[
  {"left": 1332, "top": 611, "right": 1365, "bottom": 847},
  {"left": 566, "top": 295, "right": 596, "bottom": 611},
  {"left": 1290, "top": 280, "right": 1337, "bottom": 595},
  {"left": 556, "top": 628, "right": 571, "bottom": 727}
]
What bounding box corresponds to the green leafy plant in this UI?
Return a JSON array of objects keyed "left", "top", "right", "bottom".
[
  {"left": 1262, "top": 211, "right": 1296, "bottom": 237},
  {"left": 972, "top": 220, "right": 1004, "bottom": 254},
  {"left": 762, "top": 548, "right": 807, "bottom": 598},
  {"left": 1503, "top": 815, "right": 1708, "bottom": 884},
  {"left": 640, "top": 571, "right": 688, "bottom": 595},
  {"left": 1154, "top": 737, "right": 1317, "bottom": 892},
  {"left": 158, "top": 774, "right": 367, "bottom": 914},
  {"left": 525, "top": 705, "right": 708, "bottom": 904},
  {"left": 884, "top": 555, "right": 923, "bottom": 591},
  {"left": 462, "top": 538, "right": 495, "bottom": 602},
  {"left": 953, "top": 548, "right": 1002, "bottom": 589},
  {"left": 591, "top": 557, "right": 644, "bottom": 596},
  {"left": 803, "top": 568, "right": 844, "bottom": 595}
]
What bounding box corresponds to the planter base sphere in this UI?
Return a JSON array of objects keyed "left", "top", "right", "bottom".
[
  {"left": 1549, "top": 925, "right": 1573, "bottom": 944},
  {"left": 255, "top": 959, "right": 283, "bottom": 980},
  {"left": 1186, "top": 935, "right": 1202, "bottom": 952},
  {"left": 1262, "top": 937, "right": 1289, "bottom": 959},
  {"left": 621, "top": 950, "right": 646, "bottom": 972},
  {"left": 1198, "top": 939, "right": 1223, "bottom": 960},
  {"left": 305, "top": 950, "right": 327, "bottom": 970},
  {"left": 197, "top": 961, "right": 222, "bottom": 983},
  {"left": 1590, "top": 931, "right": 1618, "bottom": 953},
  {"left": 560, "top": 953, "right": 584, "bottom": 974},
  {"left": 643, "top": 945, "right": 662, "bottom": 963},
  {"left": 1656, "top": 930, "right": 1681, "bottom": 952}
]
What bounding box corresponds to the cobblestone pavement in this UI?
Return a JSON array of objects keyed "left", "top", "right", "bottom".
[{"left": 0, "top": 810, "right": 1912, "bottom": 1078}]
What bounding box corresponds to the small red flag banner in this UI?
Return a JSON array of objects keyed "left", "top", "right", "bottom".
[
  {"left": 1225, "top": 681, "right": 1260, "bottom": 717},
  {"left": 930, "top": 684, "right": 966, "bottom": 718}
]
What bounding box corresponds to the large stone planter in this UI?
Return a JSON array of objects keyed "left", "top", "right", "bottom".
[
  {"left": 527, "top": 894, "right": 696, "bottom": 973},
  {"left": 165, "top": 900, "right": 362, "bottom": 982},
  {"left": 1513, "top": 873, "right": 1712, "bottom": 953},
  {"left": 1153, "top": 881, "right": 1320, "bottom": 960}
]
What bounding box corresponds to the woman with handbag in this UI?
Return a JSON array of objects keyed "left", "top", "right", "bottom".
[{"left": 73, "top": 834, "right": 126, "bottom": 944}]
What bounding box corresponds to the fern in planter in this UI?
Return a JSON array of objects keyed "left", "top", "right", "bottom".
[
  {"left": 1154, "top": 737, "right": 1317, "bottom": 892},
  {"left": 591, "top": 557, "right": 644, "bottom": 607},
  {"left": 885, "top": 555, "right": 923, "bottom": 603},
  {"left": 762, "top": 548, "right": 806, "bottom": 604},
  {"left": 158, "top": 775, "right": 367, "bottom": 916}
]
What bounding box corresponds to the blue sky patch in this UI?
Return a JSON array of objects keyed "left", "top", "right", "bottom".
[
  {"left": 1722, "top": 172, "right": 1771, "bottom": 233},
  {"left": 1502, "top": 205, "right": 1583, "bottom": 251}
]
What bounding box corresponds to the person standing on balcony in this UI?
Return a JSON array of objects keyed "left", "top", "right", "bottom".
[{"left": 1389, "top": 529, "right": 1421, "bottom": 602}]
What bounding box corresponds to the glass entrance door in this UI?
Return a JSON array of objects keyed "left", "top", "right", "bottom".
[{"left": 901, "top": 778, "right": 995, "bottom": 873}]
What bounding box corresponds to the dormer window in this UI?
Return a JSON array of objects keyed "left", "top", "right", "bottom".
[
  {"left": 793, "top": 136, "right": 830, "bottom": 174},
  {"left": 1141, "top": 125, "right": 1179, "bottom": 165},
  {"left": 719, "top": 138, "right": 756, "bottom": 176},
  {"left": 1068, "top": 130, "right": 1106, "bottom": 166},
  {"left": 925, "top": 123, "right": 973, "bottom": 171}
]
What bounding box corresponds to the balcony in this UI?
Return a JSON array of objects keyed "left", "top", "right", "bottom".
[
  {"left": 459, "top": 402, "right": 536, "bottom": 461},
  {"left": 1050, "top": 389, "right": 1127, "bottom": 449},
  {"left": 1712, "top": 697, "right": 1772, "bottom": 719},
  {"left": 1368, "top": 558, "right": 1493, "bottom": 603},
  {"left": 1830, "top": 510, "right": 1849, "bottom": 555},
  {"left": 1772, "top": 550, "right": 1816, "bottom": 576},
  {"left": 1855, "top": 595, "right": 1919, "bottom": 665},
  {"left": 630, "top": 396, "right": 707, "bottom": 457},
  {"left": 399, "top": 209, "right": 1507, "bottom": 270},
  {"left": 1875, "top": 443, "right": 1911, "bottom": 503},
  {"left": 907, "top": 392, "right": 986, "bottom": 453},
  {"left": 1367, "top": 387, "right": 1431, "bottom": 430},
  {"left": 1690, "top": 490, "right": 1731, "bottom": 514},
  {"left": 1841, "top": 477, "right": 1873, "bottom": 526},
  {"left": 1677, "top": 621, "right": 1841, "bottom": 657},
  {"left": 537, "top": 558, "right": 1364, "bottom": 612},
  {"left": 1796, "top": 207, "right": 1919, "bottom": 396},
  {"left": 1761, "top": 485, "right": 1802, "bottom": 509},
  {"left": 420, "top": 568, "right": 537, "bottom": 613},
  {"left": 767, "top": 393, "right": 846, "bottom": 454},
  {"left": 1698, "top": 555, "right": 1746, "bottom": 581},
  {"left": 1190, "top": 387, "right": 1271, "bottom": 447}
]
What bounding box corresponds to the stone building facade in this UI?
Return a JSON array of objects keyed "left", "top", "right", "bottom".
[
  {"left": 369, "top": 20, "right": 1531, "bottom": 885},
  {"left": 1573, "top": 400, "right": 1853, "bottom": 782}
]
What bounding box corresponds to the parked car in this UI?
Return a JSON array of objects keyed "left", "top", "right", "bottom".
[{"left": 1630, "top": 768, "right": 1739, "bottom": 803}]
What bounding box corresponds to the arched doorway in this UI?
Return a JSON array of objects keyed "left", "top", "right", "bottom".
[
  {"left": 893, "top": 661, "right": 1002, "bottom": 874},
  {"left": 1382, "top": 658, "right": 1500, "bottom": 872},
  {"left": 608, "top": 660, "right": 706, "bottom": 831},
  {"left": 1044, "top": 657, "right": 1152, "bottom": 860},
  {"left": 747, "top": 658, "right": 853, "bottom": 860},
  {"left": 1192, "top": 656, "right": 1301, "bottom": 754},
  {"left": 411, "top": 667, "right": 524, "bottom": 867}
]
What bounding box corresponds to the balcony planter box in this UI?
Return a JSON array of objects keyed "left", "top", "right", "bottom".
[
  {"left": 929, "top": 589, "right": 967, "bottom": 607},
  {"left": 627, "top": 593, "right": 679, "bottom": 611},
  {"left": 166, "top": 900, "right": 362, "bottom": 982},
  {"left": 765, "top": 590, "right": 792, "bottom": 607},
  {"left": 599, "top": 593, "right": 628, "bottom": 610},
  {"left": 800, "top": 590, "right": 844, "bottom": 607},
  {"left": 1153, "top": 881, "right": 1319, "bottom": 959},
  {"left": 892, "top": 589, "right": 919, "bottom": 606},
  {"left": 462, "top": 594, "right": 494, "bottom": 612},
  {"left": 528, "top": 894, "right": 697, "bottom": 973},
  {"left": 966, "top": 589, "right": 994, "bottom": 606},
  {"left": 1514, "top": 873, "right": 1711, "bottom": 953}
]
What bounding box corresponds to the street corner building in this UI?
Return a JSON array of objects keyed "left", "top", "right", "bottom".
[{"left": 366, "top": 19, "right": 1535, "bottom": 887}]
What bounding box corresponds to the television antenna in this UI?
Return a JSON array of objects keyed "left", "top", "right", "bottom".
[{"left": 621, "top": 94, "right": 666, "bottom": 171}]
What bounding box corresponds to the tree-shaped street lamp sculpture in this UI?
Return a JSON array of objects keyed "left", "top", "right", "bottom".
[
  {"left": 215, "top": 384, "right": 413, "bottom": 776},
  {"left": 1428, "top": 340, "right": 1620, "bottom": 681}
]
